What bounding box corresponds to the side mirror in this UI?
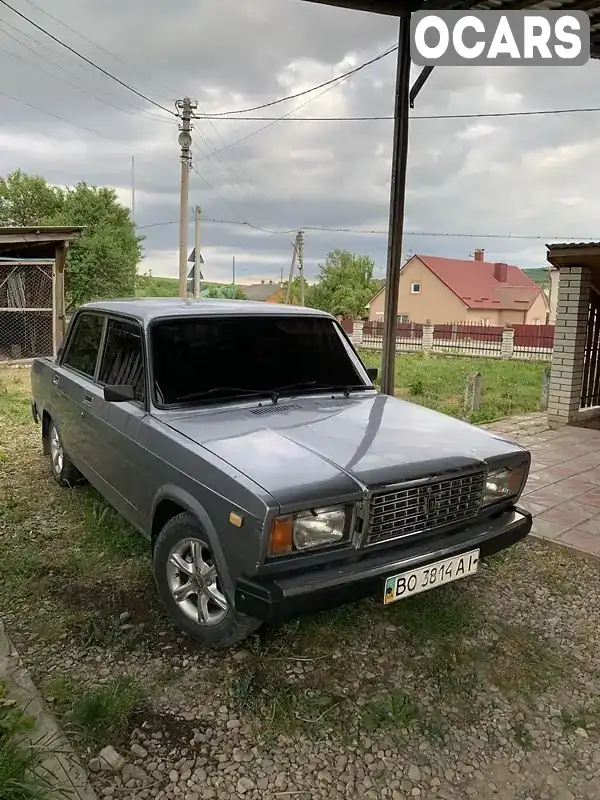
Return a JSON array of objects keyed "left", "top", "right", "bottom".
[
  {"left": 104, "top": 384, "right": 135, "bottom": 403},
  {"left": 366, "top": 367, "right": 378, "bottom": 382}
]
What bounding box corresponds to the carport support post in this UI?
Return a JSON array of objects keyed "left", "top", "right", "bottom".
[
  {"left": 52, "top": 241, "right": 68, "bottom": 358},
  {"left": 380, "top": 14, "right": 412, "bottom": 397}
]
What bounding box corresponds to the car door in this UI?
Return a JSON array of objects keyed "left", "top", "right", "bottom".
[
  {"left": 53, "top": 311, "right": 106, "bottom": 476},
  {"left": 93, "top": 316, "right": 148, "bottom": 528}
]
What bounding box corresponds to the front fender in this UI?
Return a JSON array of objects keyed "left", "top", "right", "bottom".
[{"left": 151, "top": 485, "right": 234, "bottom": 597}]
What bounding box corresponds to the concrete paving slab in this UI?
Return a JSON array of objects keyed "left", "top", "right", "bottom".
[{"left": 0, "top": 619, "right": 97, "bottom": 800}]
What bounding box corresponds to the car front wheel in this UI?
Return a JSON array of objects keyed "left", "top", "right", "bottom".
[{"left": 153, "top": 512, "right": 261, "bottom": 648}]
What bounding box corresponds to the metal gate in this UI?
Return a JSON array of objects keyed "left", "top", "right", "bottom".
[
  {"left": 581, "top": 287, "right": 600, "bottom": 409},
  {"left": 0, "top": 261, "right": 54, "bottom": 362}
]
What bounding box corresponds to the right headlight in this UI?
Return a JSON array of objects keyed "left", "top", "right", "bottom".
[
  {"left": 483, "top": 463, "right": 528, "bottom": 506},
  {"left": 268, "top": 504, "right": 354, "bottom": 557}
]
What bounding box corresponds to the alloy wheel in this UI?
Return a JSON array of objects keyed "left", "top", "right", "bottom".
[{"left": 166, "top": 538, "right": 229, "bottom": 626}]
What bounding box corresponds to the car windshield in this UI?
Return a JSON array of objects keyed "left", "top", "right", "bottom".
[{"left": 151, "top": 315, "right": 367, "bottom": 406}]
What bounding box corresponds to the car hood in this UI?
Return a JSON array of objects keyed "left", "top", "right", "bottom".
[{"left": 163, "top": 393, "right": 526, "bottom": 507}]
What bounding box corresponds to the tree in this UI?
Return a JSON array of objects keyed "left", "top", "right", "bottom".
[
  {"left": 307, "top": 250, "right": 380, "bottom": 319},
  {"left": 0, "top": 170, "right": 142, "bottom": 308},
  {"left": 0, "top": 169, "right": 62, "bottom": 226},
  {"left": 203, "top": 284, "right": 247, "bottom": 300},
  {"left": 280, "top": 276, "right": 305, "bottom": 305},
  {"left": 50, "top": 182, "right": 142, "bottom": 307}
]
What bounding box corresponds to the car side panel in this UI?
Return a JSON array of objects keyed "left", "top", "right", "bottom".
[{"left": 135, "top": 416, "right": 276, "bottom": 599}]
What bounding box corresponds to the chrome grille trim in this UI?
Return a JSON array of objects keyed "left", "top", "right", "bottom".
[{"left": 365, "top": 470, "right": 486, "bottom": 546}]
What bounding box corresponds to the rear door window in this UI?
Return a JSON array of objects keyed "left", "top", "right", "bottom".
[{"left": 62, "top": 313, "right": 104, "bottom": 378}]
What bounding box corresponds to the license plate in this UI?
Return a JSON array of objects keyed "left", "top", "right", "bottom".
[{"left": 383, "top": 549, "right": 480, "bottom": 605}]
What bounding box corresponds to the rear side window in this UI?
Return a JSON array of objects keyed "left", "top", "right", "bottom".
[
  {"left": 98, "top": 318, "right": 145, "bottom": 403},
  {"left": 62, "top": 313, "right": 104, "bottom": 378}
]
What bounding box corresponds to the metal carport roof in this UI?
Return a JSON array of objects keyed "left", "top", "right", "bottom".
[{"left": 303, "top": 0, "right": 600, "bottom": 394}]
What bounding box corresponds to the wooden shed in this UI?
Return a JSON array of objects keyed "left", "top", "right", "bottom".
[{"left": 0, "top": 226, "right": 84, "bottom": 362}]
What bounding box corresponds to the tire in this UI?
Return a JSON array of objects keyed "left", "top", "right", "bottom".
[
  {"left": 48, "top": 420, "right": 83, "bottom": 487},
  {"left": 153, "top": 512, "right": 262, "bottom": 648}
]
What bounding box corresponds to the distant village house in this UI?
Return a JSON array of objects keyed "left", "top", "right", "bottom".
[{"left": 366, "top": 250, "right": 549, "bottom": 325}]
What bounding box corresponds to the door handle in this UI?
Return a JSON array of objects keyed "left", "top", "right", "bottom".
[
  {"left": 83, "top": 393, "right": 92, "bottom": 408},
  {"left": 52, "top": 374, "right": 59, "bottom": 386}
]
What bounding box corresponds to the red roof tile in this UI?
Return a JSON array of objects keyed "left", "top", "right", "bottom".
[{"left": 415, "top": 254, "right": 542, "bottom": 311}]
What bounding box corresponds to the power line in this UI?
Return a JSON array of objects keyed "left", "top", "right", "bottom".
[
  {"left": 196, "top": 106, "right": 600, "bottom": 122},
  {"left": 196, "top": 44, "right": 397, "bottom": 118},
  {"left": 0, "top": 87, "right": 175, "bottom": 162},
  {"left": 0, "top": 0, "right": 176, "bottom": 116},
  {"left": 0, "top": 20, "right": 173, "bottom": 123},
  {"left": 18, "top": 0, "right": 179, "bottom": 103},
  {"left": 0, "top": 36, "right": 173, "bottom": 125},
  {"left": 195, "top": 70, "right": 357, "bottom": 161},
  {"left": 136, "top": 216, "right": 593, "bottom": 241},
  {"left": 4, "top": 0, "right": 266, "bottom": 210}
]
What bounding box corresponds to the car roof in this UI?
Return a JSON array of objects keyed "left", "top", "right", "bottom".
[{"left": 79, "top": 297, "right": 334, "bottom": 324}]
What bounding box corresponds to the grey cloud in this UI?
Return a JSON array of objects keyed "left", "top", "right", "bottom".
[{"left": 1, "top": 0, "right": 599, "bottom": 288}]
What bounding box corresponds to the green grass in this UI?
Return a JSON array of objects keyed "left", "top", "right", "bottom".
[
  {"left": 46, "top": 678, "right": 144, "bottom": 748},
  {"left": 359, "top": 350, "right": 545, "bottom": 423},
  {"left": 0, "top": 683, "right": 57, "bottom": 800},
  {"left": 387, "top": 582, "right": 480, "bottom": 639}
]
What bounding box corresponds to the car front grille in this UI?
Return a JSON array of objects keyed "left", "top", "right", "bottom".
[{"left": 366, "top": 470, "right": 486, "bottom": 546}]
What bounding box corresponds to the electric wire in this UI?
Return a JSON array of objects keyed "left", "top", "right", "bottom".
[
  {"left": 136, "top": 217, "right": 593, "bottom": 241},
  {"left": 0, "top": 20, "right": 174, "bottom": 122},
  {"left": 196, "top": 106, "right": 600, "bottom": 122},
  {"left": 19, "top": 0, "right": 179, "bottom": 102},
  {"left": 195, "top": 44, "right": 398, "bottom": 117},
  {"left": 0, "top": 35, "right": 174, "bottom": 125},
  {"left": 0, "top": 0, "right": 176, "bottom": 116}
]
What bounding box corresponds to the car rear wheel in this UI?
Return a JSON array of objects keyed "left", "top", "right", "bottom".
[
  {"left": 153, "top": 512, "right": 261, "bottom": 648},
  {"left": 48, "top": 421, "right": 83, "bottom": 487}
]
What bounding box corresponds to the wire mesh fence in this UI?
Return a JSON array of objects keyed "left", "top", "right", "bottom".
[{"left": 0, "top": 263, "right": 54, "bottom": 362}]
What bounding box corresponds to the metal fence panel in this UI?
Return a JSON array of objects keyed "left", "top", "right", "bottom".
[{"left": 0, "top": 263, "right": 53, "bottom": 362}]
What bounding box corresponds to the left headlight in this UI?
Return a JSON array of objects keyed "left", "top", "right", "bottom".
[
  {"left": 268, "top": 505, "right": 353, "bottom": 557},
  {"left": 483, "top": 463, "right": 528, "bottom": 506}
]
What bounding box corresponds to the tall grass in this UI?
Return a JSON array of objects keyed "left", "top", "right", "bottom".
[{"left": 359, "top": 351, "right": 545, "bottom": 423}]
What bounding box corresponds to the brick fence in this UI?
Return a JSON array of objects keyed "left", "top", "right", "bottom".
[{"left": 342, "top": 320, "right": 555, "bottom": 361}]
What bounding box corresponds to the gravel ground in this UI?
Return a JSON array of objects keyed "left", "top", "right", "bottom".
[{"left": 2, "top": 366, "right": 600, "bottom": 800}]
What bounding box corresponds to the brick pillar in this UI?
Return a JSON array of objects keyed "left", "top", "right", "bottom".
[
  {"left": 352, "top": 320, "right": 364, "bottom": 347},
  {"left": 422, "top": 321, "right": 434, "bottom": 351},
  {"left": 501, "top": 325, "right": 514, "bottom": 359},
  {"left": 547, "top": 265, "right": 591, "bottom": 428}
]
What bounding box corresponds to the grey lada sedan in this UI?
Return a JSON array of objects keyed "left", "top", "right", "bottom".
[{"left": 31, "top": 298, "right": 532, "bottom": 647}]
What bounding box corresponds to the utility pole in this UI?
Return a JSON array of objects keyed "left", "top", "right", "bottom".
[
  {"left": 285, "top": 234, "right": 299, "bottom": 304},
  {"left": 131, "top": 155, "right": 135, "bottom": 225},
  {"left": 176, "top": 97, "right": 197, "bottom": 299},
  {"left": 232, "top": 256, "right": 236, "bottom": 297},
  {"left": 297, "top": 230, "right": 305, "bottom": 307},
  {"left": 193, "top": 206, "right": 201, "bottom": 299}
]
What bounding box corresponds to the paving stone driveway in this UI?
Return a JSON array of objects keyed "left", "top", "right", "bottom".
[{"left": 485, "top": 414, "right": 600, "bottom": 557}]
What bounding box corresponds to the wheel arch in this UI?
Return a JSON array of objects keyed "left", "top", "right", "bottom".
[{"left": 151, "top": 486, "right": 233, "bottom": 597}]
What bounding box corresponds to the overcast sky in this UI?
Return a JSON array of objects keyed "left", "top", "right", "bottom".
[{"left": 1, "top": 0, "right": 600, "bottom": 285}]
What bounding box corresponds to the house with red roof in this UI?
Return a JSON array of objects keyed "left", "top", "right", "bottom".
[{"left": 365, "top": 249, "right": 549, "bottom": 326}]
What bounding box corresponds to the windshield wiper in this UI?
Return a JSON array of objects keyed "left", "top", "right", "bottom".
[
  {"left": 176, "top": 382, "right": 374, "bottom": 405},
  {"left": 271, "top": 381, "right": 375, "bottom": 399},
  {"left": 176, "top": 387, "right": 278, "bottom": 403}
]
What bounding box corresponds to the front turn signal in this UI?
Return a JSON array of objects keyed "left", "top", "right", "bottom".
[{"left": 268, "top": 516, "right": 293, "bottom": 556}]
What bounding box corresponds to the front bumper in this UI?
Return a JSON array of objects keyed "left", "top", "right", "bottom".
[{"left": 235, "top": 507, "right": 532, "bottom": 621}]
